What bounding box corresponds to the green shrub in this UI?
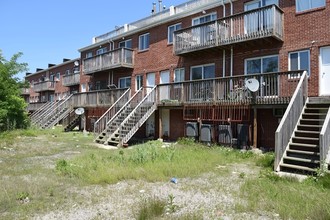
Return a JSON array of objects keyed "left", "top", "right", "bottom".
[{"left": 136, "top": 197, "right": 166, "bottom": 220}]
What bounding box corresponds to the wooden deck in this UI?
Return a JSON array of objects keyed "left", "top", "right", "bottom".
[
  {"left": 174, "top": 4, "right": 283, "bottom": 55},
  {"left": 156, "top": 71, "right": 304, "bottom": 107}
]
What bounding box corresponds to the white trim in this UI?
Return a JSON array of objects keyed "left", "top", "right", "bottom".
[
  {"left": 192, "top": 12, "right": 217, "bottom": 26},
  {"left": 168, "top": 23, "right": 182, "bottom": 44},
  {"left": 288, "top": 49, "right": 310, "bottom": 77},
  {"left": 138, "top": 33, "right": 150, "bottom": 51},
  {"left": 244, "top": 54, "right": 279, "bottom": 74},
  {"left": 190, "top": 63, "right": 215, "bottom": 80}
]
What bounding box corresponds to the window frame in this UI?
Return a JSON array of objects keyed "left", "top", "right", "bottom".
[
  {"left": 96, "top": 47, "right": 107, "bottom": 55},
  {"left": 86, "top": 52, "right": 93, "bottom": 58},
  {"left": 244, "top": 54, "right": 279, "bottom": 75},
  {"left": 119, "top": 76, "right": 131, "bottom": 89},
  {"left": 119, "top": 39, "right": 132, "bottom": 49},
  {"left": 174, "top": 68, "right": 185, "bottom": 82},
  {"left": 168, "top": 23, "right": 182, "bottom": 44},
  {"left": 138, "top": 33, "right": 150, "bottom": 51},
  {"left": 190, "top": 63, "right": 215, "bottom": 80},
  {"left": 192, "top": 12, "right": 217, "bottom": 26},
  {"left": 288, "top": 50, "right": 310, "bottom": 76},
  {"left": 296, "top": 0, "right": 325, "bottom": 13},
  {"left": 135, "top": 75, "right": 143, "bottom": 90}
]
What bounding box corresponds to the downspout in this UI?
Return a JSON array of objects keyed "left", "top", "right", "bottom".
[
  {"left": 229, "top": 0, "right": 233, "bottom": 77},
  {"left": 222, "top": 0, "right": 226, "bottom": 77}
]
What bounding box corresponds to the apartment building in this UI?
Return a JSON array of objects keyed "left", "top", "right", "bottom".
[{"left": 27, "top": 0, "right": 330, "bottom": 174}]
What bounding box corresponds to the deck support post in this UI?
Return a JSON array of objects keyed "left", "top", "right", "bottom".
[
  {"left": 158, "top": 108, "right": 163, "bottom": 140},
  {"left": 253, "top": 108, "right": 257, "bottom": 148}
]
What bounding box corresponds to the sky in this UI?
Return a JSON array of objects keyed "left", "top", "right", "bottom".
[{"left": 0, "top": 0, "right": 187, "bottom": 79}]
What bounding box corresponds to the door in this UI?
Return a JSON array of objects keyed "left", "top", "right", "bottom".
[
  {"left": 161, "top": 109, "right": 170, "bottom": 139},
  {"left": 146, "top": 72, "right": 155, "bottom": 94},
  {"left": 159, "top": 70, "right": 170, "bottom": 101},
  {"left": 320, "top": 47, "right": 330, "bottom": 96}
]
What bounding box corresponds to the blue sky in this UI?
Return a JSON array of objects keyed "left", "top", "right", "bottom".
[{"left": 0, "top": 0, "right": 186, "bottom": 79}]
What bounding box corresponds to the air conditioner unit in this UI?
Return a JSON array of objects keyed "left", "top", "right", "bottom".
[
  {"left": 200, "top": 124, "right": 212, "bottom": 142},
  {"left": 186, "top": 122, "right": 198, "bottom": 137}
]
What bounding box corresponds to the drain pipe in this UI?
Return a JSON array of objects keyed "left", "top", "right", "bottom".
[{"left": 221, "top": 0, "right": 226, "bottom": 77}]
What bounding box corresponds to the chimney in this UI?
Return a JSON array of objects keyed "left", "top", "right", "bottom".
[
  {"left": 48, "top": 63, "right": 56, "bottom": 68},
  {"left": 26, "top": 72, "right": 32, "bottom": 76},
  {"left": 36, "top": 68, "right": 43, "bottom": 72},
  {"left": 159, "top": 0, "right": 163, "bottom": 12},
  {"left": 63, "top": 58, "right": 70, "bottom": 62},
  {"left": 151, "top": 2, "right": 156, "bottom": 15}
]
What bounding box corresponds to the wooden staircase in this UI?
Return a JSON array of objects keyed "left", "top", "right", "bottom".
[
  {"left": 95, "top": 86, "right": 157, "bottom": 147},
  {"left": 64, "top": 114, "right": 81, "bottom": 132},
  {"left": 278, "top": 100, "right": 330, "bottom": 175}
]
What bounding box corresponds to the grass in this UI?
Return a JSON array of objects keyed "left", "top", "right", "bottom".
[
  {"left": 1, "top": 128, "right": 330, "bottom": 219},
  {"left": 55, "top": 139, "right": 256, "bottom": 184}
]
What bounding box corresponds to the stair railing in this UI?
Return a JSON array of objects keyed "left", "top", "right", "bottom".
[
  {"left": 320, "top": 107, "right": 330, "bottom": 171},
  {"left": 62, "top": 109, "right": 77, "bottom": 128},
  {"left": 93, "top": 88, "right": 131, "bottom": 136},
  {"left": 30, "top": 101, "right": 51, "bottom": 122},
  {"left": 95, "top": 87, "right": 144, "bottom": 141},
  {"left": 120, "top": 86, "right": 157, "bottom": 145},
  {"left": 39, "top": 94, "right": 73, "bottom": 128},
  {"left": 274, "top": 71, "right": 308, "bottom": 171},
  {"left": 32, "top": 100, "right": 62, "bottom": 126}
]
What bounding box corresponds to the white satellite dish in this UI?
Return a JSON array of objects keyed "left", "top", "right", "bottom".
[
  {"left": 75, "top": 107, "right": 85, "bottom": 115},
  {"left": 74, "top": 61, "right": 79, "bottom": 66},
  {"left": 245, "top": 78, "right": 260, "bottom": 92}
]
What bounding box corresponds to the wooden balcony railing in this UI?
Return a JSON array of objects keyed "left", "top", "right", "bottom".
[
  {"left": 33, "top": 81, "right": 56, "bottom": 92},
  {"left": 157, "top": 70, "right": 304, "bottom": 106},
  {"left": 83, "top": 48, "right": 134, "bottom": 74},
  {"left": 174, "top": 4, "right": 283, "bottom": 55},
  {"left": 21, "top": 88, "right": 30, "bottom": 95},
  {"left": 62, "top": 72, "right": 80, "bottom": 86},
  {"left": 69, "top": 88, "right": 127, "bottom": 108},
  {"left": 27, "top": 102, "right": 47, "bottom": 111}
]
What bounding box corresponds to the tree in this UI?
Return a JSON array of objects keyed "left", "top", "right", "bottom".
[{"left": 0, "top": 50, "right": 29, "bottom": 131}]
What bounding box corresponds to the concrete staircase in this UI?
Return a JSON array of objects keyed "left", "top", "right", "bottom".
[{"left": 278, "top": 99, "right": 330, "bottom": 175}]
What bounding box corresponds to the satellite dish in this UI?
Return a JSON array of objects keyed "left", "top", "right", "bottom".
[
  {"left": 75, "top": 107, "right": 85, "bottom": 115},
  {"left": 245, "top": 78, "right": 260, "bottom": 92},
  {"left": 74, "top": 61, "right": 79, "bottom": 66}
]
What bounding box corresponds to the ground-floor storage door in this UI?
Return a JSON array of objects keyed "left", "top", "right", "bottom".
[
  {"left": 320, "top": 46, "right": 330, "bottom": 96},
  {"left": 146, "top": 72, "right": 156, "bottom": 94},
  {"left": 159, "top": 70, "right": 170, "bottom": 101}
]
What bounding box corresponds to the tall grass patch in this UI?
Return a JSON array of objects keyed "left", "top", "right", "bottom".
[
  {"left": 237, "top": 171, "right": 330, "bottom": 220},
  {"left": 55, "top": 140, "right": 256, "bottom": 184}
]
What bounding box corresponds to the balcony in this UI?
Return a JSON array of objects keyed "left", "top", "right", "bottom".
[
  {"left": 21, "top": 88, "right": 30, "bottom": 95},
  {"left": 33, "top": 81, "right": 55, "bottom": 92},
  {"left": 83, "top": 48, "right": 134, "bottom": 75},
  {"left": 157, "top": 70, "right": 304, "bottom": 106},
  {"left": 62, "top": 72, "right": 80, "bottom": 86},
  {"left": 174, "top": 4, "right": 283, "bottom": 55}
]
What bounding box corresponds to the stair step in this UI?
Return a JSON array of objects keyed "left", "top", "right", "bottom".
[
  {"left": 283, "top": 156, "right": 320, "bottom": 164},
  {"left": 286, "top": 149, "right": 320, "bottom": 157},
  {"left": 280, "top": 163, "right": 316, "bottom": 173},
  {"left": 297, "top": 124, "right": 322, "bottom": 131},
  {"left": 289, "top": 143, "right": 319, "bottom": 152},
  {"left": 292, "top": 136, "right": 319, "bottom": 145},
  {"left": 295, "top": 130, "right": 320, "bottom": 138}
]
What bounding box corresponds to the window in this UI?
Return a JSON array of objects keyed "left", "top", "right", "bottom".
[
  {"left": 296, "top": 0, "right": 325, "bottom": 12},
  {"left": 96, "top": 47, "right": 107, "bottom": 55},
  {"left": 192, "top": 13, "right": 217, "bottom": 25},
  {"left": 139, "top": 33, "right": 150, "bottom": 51},
  {"left": 245, "top": 55, "right": 279, "bottom": 74},
  {"left": 119, "top": 77, "right": 131, "bottom": 88},
  {"left": 55, "top": 72, "right": 60, "bottom": 81},
  {"left": 86, "top": 52, "right": 93, "bottom": 58},
  {"left": 289, "top": 50, "right": 310, "bottom": 76},
  {"left": 49, "top": 74, "right": 54, "bottom": 82},
  {"left": 136, "top": 75, "right": 143, "bottom": 90},
  {"left": 244, "top": 0, "right": 278, "bottom": 11},
  {"left": 65, "top": 69, "right": 70, "bottom": 75},
  {"left": 190, "top": 64, "right": 215, "bottom": 80},
  {"left": 174, "top": 68, "right": 185, "bottom": 82},
  {"left": 168, "top": 23, "right": 182, "bottom": 44},
  {"left": 119, "top": 39, "right": 132, "bottom": 49}
]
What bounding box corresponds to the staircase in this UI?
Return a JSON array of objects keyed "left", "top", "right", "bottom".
[
  {"left": 33, "top": 94, "right": 74, "bottom": 129},
  {"left": 31, "top": 101, "right": 62, "bottom": 126},
  {"left": 277, "top": 99, "right": 330, "bottom": 175},
  {"left": 95, "top": 86, "right": 157, "bottom": 147},
  {"left": 63, "top": 109, "right": 81, "bottom": 132}
]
